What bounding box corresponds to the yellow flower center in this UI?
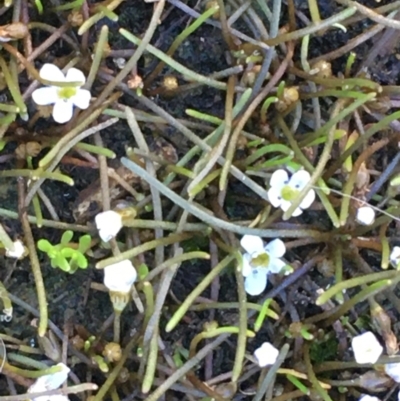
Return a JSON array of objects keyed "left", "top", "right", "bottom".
[
  {"left": 281, "top": 185, "right": 299, "bottom": 201},
  {"left": 250, "top": 252, "right": 270, "bottom": 268},
  {"left": 57, "top": 87, "right": 77, "bottom": 100}
]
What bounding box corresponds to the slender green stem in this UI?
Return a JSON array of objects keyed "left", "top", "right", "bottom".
[
  {"left": 120, "top": 29, "right": 229, "bottom": 91},
  {"left": 96, "top": 233, "right": 192, "bottom": 269},
  {"left": 0, "top": 223, "right": 15, "bottom": 251},
  {"left": 166, "top": 255, "right": 235, "bottom": 332},
  {"left": 144, "top": 251, "right": 210, "bottom": 282},
  {"left": 92, "top": 334, "right": 138, "bottom": 401},
  {"left": 20, "top": 205, "right": 47, "bottom": 336},
  {"left": 316, "top": 270, "right": 399, "bottom": 305},
  {"left": 0, "top": 169, "right": 73, "bottom": 185},
  {"left": 1, "top": 360, "right": 62, "bottom": 378},
  {"left": 323, "top": 279, "right": 398, "bottom": 327},
  {"left": 143, "top": 335, "right": 229, "bottom": 401},
  {"left": 0, "top": 56, "right": 27, "bottom": 117},
  {"left": 304, "top": 344, "right": 333, "bottom": 401},
  {"left": 307, "top": 0, "right": 321, "bottom": 23},
  {"left": 142, "top": 327, "right": 159, "bottom": 393},
  {"left": 86, "top": 25, "right": 108, "bottom": 89},
  {"left": 264, "top": 7, "right": 356, "bottom": 46},
  {"left": 254, "top": 299, "right": 273, "bottom": 331},
  {"left": 252, "top": 344, "right": 290, "bottom": 401},
  {"left": 144, "top": 4, "right": 219, "bottom": 86},
  {"left": 232, "top": 259, "right": 248, "bottom": 383},
  {"left": 189, "top": 326, "right": 254, "bottom": 358},
  {"left": 121, "top": 157, "right": 330, "bottom": 239},
  {"left": 0, "top": 281, "right": 12, "bottom": 315},
  {"left": 334, "top": 246, "right": 344, "bottom": 304}
]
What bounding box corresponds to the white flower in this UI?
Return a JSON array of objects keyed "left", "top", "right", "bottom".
[
  {"left": 267, "top": 169, "right": 315, "bottom": 216},
  {"left": 359, "top": 395, "right": 380, "bottom": 401},
  {"left": 28, "top": 363, "right": 70, "bottom": 401},
  {"left": 95, "top": 210, "right": 123, "bottom": 242},
  {"left": 104, "top": 260, "right": 137, "bottom": 293},
  {"left": 390, "top": 246, "right": 400, "bottom": 269},
  {"left": 240, "top": 235, "right": 286, "bottom": 296},
  {"left": 5, "top": 239, "right": 25, "bottom": 259},
  {"left": 356, "top": 206, "right": 375, "bottom": 226},
  {"left": 351, "top": 331, "right": 383, "bottom": 364},
  {"left": 32, "top": 63, "right": 91, "bottom": 124},
  {"left": 254, "top": 342, "right": 279, "bottom": 367},
  {"left": 384, "top": 362, "right": 400, "bottom": 383}
]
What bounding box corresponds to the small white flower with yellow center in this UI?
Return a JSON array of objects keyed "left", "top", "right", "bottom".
[
  {"left": 390, "top": 246, "right": 400, "bottom": 269},
  {"left": 254, "top": 342, "right": 279, "bottom": 367},
  {"left": 240, "top": 235, "right": 286, "bottom": 296},
  {"left": 356, "top": 206, "right": 375, "bottom": 226},
  {"left": 28, "top": 362, "right": 70, "bottom": 401},
  {"left": 104, "top": 260, "right": 137, "bottom": 293},
  {"left": 95, "top": 210, "right": 123, "bottom": 243},
  {"left": 351, "top": 331, "right": 383, "bottom": 364},
  {"left": 32, "top": 63, "right": 91, "bottom": 124},
  {"left": 267, "top": 169, "right": 315, "bottom": 216}
]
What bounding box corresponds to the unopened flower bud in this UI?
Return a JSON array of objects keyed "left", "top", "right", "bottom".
[{"left": 0, "top": 22, "right": 28, "bottom": 41}]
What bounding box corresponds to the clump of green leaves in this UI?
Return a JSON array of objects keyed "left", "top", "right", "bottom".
[{"left": 37, "top": 231, "right": 91, "bottom": 273}]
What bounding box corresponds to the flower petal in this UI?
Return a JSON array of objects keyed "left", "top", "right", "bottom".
[
  {"left": 254, "top": 342, "right": 279, "bottom": 367},
  {"left": 65, "top": 67, "right": 86, "bottom": 84},
  {"left": 289, "top": 170, "right": 311, "bottom": 190},
  {"left": 240, "top": 235, "right": 264, "bottom": 255},
  {"left": 95, "top": 210, "right": 123, "bottom": 242},
  {"left": 71, "top": 89, "right": 91, "bottom": 110},
  {"left": 265, "top": 239, "right": 285, "bottom": 259},
  {"left": 268, "top": 258, "right": 286, "bottom": 274},
  {"left": 356, "top": 206, "right": 375, "bottom": 226},
  {"left": 245, "top": 268, "right": 268, "bottom": 296},
  {"left": 28, "top": 363, "right": 69, "bottom": 393},
  {"left": 104, "top": 260, "right": 137, "bottom": 293},
  {"left": 31, "top": 87, "right": 58, "bottom": 106},
  {"left": 385, "top": 362, "right": 400, "bottom": 383},
  {"left": 351, "top": 331, "right": 383, "bottom": 364},
  {"left": 39, "top": 63, "right": 65, "bottom": 82},
  {"left": 267, "top": 187, "right": 283, "bottom": 208},
  {"left": 52, "top": 100, "right": 74, "bottom": 124},
  {"left": 291, "top": 207, "right": 303, "bottom": 217},
  {"left": 299, "top": 189, "right": 315, "bottom": 210},
  {"left": 279, "top": 199, "right": 303, "bottom": 216},
  {"left": 270, "top": 169, "right": 289, "bottom": 191},
  {"left": 390, "top": 246, "right": 400, "bottom": 268},
  {"left": 241, "top": 253, "right": 253, "bottom": 277}
]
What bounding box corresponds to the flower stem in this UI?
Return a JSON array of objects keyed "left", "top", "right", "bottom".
[
  {"left": 0, "top": 56, "right": 27, "bottom": 117},
  {"left": 0, "top": 280, "right": 12, "bottom": 315},
  {"left": 144, "top": 4, "right": 219, "bottom": 86},
  {"left": 264, "top": 7, "right": 356, "bottom": 46},
  {"left": 0, "top": 223, "right": 15, "bottom": 251},
  {"left": 166, "top": 254, "right": 235, "bottom": 332},
  {"left": 304, "top": 344, "right": 333, "bottom": 401},
  {"left": 322, "top": 278, "right": 398, "bottom": 327},
  {"left": 232, "top": 259, "right": 248, "bottom": 383},
  {"left": 96, "top": 232, "right": 192, "bottom": 269},
  {"left": 141, "top": 326, "right": 158, "bottom": 393},
  {"left": 316, "top": 270, "right": 399, "bottom": 305},
  {"left": 120, "top": 29, "right": 229, "bottom": 91},
  {"left": 92, "top": 334, "right": 138, "bottom": 401},
  {"left": 121, "top": 157, "right": 331, "bottom": 240},
  {"left": 189, "top": 326, "right": 254, "bottom": 358},
  {"left": 19, "top": 191, "right": 48, "bottom": 336},
  {"left": 85, "top": 25, "right": 108, "bottom": 89}
]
